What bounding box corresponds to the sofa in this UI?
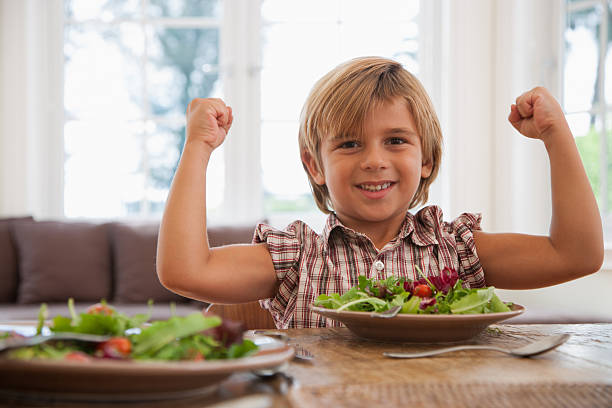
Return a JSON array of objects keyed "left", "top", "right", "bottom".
[{"left": 0, "top": 216, "right": 259, "bottom": 322}]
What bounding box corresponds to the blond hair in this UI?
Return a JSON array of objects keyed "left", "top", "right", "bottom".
[{"left": 298, "top": 56, "right": 443, "bottom": 214}]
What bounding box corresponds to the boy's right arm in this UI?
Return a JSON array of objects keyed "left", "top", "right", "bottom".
[{"left": 156, "top": 98, "right": 278, "bottom": 303}]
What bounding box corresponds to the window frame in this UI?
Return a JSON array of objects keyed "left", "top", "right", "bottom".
[
  {"left": 562, "top": 0, "right": 612, "bottom": 269},
  {"left": 46, "top": 0, "right": 262, "bottom": 223}
]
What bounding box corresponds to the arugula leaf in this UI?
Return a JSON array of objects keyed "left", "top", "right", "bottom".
[{"left": 36, "top": 303, "right": 47, "bottom": 335}]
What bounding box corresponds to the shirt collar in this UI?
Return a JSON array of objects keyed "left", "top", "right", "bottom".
[{"left": 321, "top": 208, "right": 439, "bottom": 248}]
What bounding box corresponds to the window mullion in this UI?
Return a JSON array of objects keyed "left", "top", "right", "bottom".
[
  {"left": 220, "top": 0, "right": 263, "bottom": 224},
  {"left": 141, "top": 0, "right": 151, "bottom": 217},
  {"left": 599, "top": 0, "right": 608, "bottom": 213}
]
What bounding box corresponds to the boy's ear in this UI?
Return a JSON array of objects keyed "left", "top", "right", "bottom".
[
  {"left": 301, "top": 151, "right": 325, "bottom": 185},
  {"left": 421, "top": 159, "right": 433, "bottom": 179}
]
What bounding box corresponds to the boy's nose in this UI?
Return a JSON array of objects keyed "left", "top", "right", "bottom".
[{"left": 360, "top": 147, "right": 389, "bottom": 170}]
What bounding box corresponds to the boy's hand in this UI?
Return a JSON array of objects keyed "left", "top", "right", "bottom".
[
  {"left": 508, "top": 87, "right": 569, "bottom": 143},
  {"left": 186, "top": 98, "right": 233, "bottom": 153}
]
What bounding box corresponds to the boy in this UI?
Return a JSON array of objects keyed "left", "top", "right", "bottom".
[{"left": 157, "top": 57, "right": 603, "bottom": 328}]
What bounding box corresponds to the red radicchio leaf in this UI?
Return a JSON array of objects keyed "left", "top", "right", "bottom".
[
  {"left": 202, "top": 311, "right": 246, "bottom": 347},
  {"left": 429, "top": 267, "right": 458, "bottom": 294},
  {"left": 403, "top": 281, "right": 415, "bottom": 293},
  {"left": 419, "top": 297, "right": 437, "bottom": 309}
]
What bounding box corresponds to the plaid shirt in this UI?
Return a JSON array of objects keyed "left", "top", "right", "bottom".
[{"left": 253, "top": 205, "right": 485, "bottom": 329}]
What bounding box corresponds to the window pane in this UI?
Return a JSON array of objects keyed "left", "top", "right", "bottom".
[
  {"left": 606, "top": 34, "right": 612, "bottom": 106},
  {"left": 261, "top": 66, "right": 334, "bottom": 122},
  {"left": 65, "top": 23, "right": 144, "bottom": 121},
  {"left": 146, "top": 119, "right": 182, "bottom": 215},
  {"left": 340, "top": 22, "right": 418, "bottom": 73},
  {"left": 261, "top": 121, "right": 309, "bottom": 196},
  {"left": 63, "top": 1, "right": 223, "bottom": 219},
  {"left": 65, "top": 0, "right": 140, "bottom": 21},
  {"left": 148, "top": 27, "right": 220, "bottom": 116},
  {"left": 64, "top": 120, "right": 144, "bottom": 217},
  {"left": 564, "top": 7, "right": 601, "bottom": 113},
  {"left": 147, "top": 0, "right": 221, "bottom": 19},
  {"left": 339, "top": 0, "right": 419, "bottom": 21},
  {"left": 261, "top": 23, "right": 339, "bottom": 71},
  {"left": 570, "top": 112, "right": 600, "bottom": 202},
  {"left": 262, "top": 0, "right": 340, "bottom": 22},
  {"left": 260, "top": 0, "right": 420, "bottom": 221}
]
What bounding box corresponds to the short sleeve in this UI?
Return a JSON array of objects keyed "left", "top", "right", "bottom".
[
  {"left": 252, "top": 222, "right": 302, "bottom": 326},
  {"left": 448, "top": 213, "right": 486, "bottom": 288}
]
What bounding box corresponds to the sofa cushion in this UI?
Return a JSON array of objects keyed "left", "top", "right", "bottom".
[
  {"left": 111, "top": 222, "right": 186, "bottom": 303},
  {"left": 111, "top": 222, "right": 257, "bottom": 304},
  {"left": 208, "top": 224, "right": 257, "bottom": 247},
  {"left": 0, "top": 217, "right": 34, "bottom": 302},
  {"left": 12, "top": 220, "right": 112, "bottom": 304}
]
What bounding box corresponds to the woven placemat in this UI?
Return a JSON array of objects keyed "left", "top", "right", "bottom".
[{"left": 288, "top": 382, "right": 612, "bottom": 408}]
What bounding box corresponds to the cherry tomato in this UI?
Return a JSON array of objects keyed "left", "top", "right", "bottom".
[
  {"left": 413, "top": 284, "right": 433, "bottom": 298},
  {"left": 64, "top": 351, "right": 91, "bottom": 362},
  {"left": 96, "top": 337, "right": 132, "bottom": 359},
  {"left": 86, "top": 303, "right": 115, "bottom": 316},
  {"left": 186, "top": 348, "right": 205, "bottom": 361}
]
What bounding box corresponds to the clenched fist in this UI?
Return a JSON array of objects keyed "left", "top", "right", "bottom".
[
  {"left": 508, "top": 87, "right": 570, "bottom": 143},
  {"left": 186, "top": 98, "right": 233, "bottom": 154}
]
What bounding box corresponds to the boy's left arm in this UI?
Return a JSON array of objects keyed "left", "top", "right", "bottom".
[{"left": 474, "top": 87, "right": 603, "bottom": 289}]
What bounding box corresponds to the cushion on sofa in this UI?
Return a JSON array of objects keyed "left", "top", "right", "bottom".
[
  {"left": 12, "top": 220, "right": 112, "bottom": 304},
  {"left": 111, "top": 222, "right": 186, "bottom": 303},
  {"left": 208, "top": 224, "right": 257, "bottom": 247},
  {"left": 108, "top": 222, "right": 256, "bottom": 304},
  {"left": 0, "top": 217, "right": 34, "bottom": 302}
]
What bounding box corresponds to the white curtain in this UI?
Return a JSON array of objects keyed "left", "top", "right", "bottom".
[
  {"left": 430, "top": 0, "right": 561, "bottom": 235},
  {"left": 0, "top": 0, "right": 64, "bottom": 219}
]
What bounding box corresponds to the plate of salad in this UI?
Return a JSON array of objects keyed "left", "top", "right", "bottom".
[
  {"left": 311, "top": 268, "right": 524, "bottom": 342},
  {"left": 0, "top": 300, "right": 293, "bottom": 400}
]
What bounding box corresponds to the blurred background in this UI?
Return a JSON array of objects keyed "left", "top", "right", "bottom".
[{"left": 0, "top": 0, "right": 610, "bottom": 317}]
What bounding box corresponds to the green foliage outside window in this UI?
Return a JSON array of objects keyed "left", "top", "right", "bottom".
[{"left": 574, "top": 126, "right": 612, "bottom": 210}]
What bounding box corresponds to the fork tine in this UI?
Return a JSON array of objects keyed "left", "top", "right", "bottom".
[{"left": 371, "top": 305, "right": 401, "bottom": 319}]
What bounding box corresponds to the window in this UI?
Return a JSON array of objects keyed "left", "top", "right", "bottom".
[
  {"left": 260, "top": 0, "right": 420, "bottom": 230},
  {"left": 564, "top": 0, "right": 612, "bottom": 241},
  {"left": 62, "top": 0, "right": 420, "bottom": 227},
  {"left": 63, "top": 0, "right": 224, "bottom": 219}
]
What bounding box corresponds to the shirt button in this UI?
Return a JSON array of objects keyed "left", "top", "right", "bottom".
[{"left": 373, "top": 260, "right": 384, "bottom": 271}]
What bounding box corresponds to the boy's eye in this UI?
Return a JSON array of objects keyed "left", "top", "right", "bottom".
[
  {"left": 338, "top": 140, "right": 359, "bottom": 149},
  {"left": 387, "top": 137, "right": 407, "bottom": 145}
]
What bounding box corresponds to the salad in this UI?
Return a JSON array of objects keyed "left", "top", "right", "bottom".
[
  {"left": 313, "top": 267, "right": 512, "bottom": 315},
  {"left": 1, "top": 299, "right": 257, "bottom": 362}
]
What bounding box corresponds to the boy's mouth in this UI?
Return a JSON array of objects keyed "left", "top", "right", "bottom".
[{"left": 357, "top": 181, "right": 394, "bottom": 192}]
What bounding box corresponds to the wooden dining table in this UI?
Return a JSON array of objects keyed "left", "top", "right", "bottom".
[{"left": 1, "top": 323, "right": 611, "bottom": 408}]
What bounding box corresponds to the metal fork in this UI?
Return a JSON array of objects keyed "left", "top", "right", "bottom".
[
  {"left": 371, "top": 305, "right": 402, "bottom": 319},
  {"left": 0, "top": 333, "right": 111, "bottom": 352},
  {"left": 252, "top": 362, "right": 294, "bottom": 395}
]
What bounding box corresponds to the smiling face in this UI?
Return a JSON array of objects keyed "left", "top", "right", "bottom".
[{"left": 303, "top": 97, "right": 432, "bottom": 235}]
